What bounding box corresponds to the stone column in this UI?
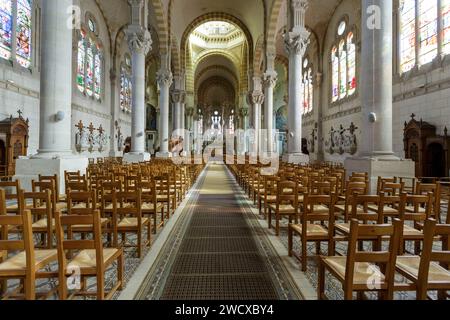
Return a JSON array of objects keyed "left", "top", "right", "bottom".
[
  {"left": 123, "top": 0, "right": 152, "bottom": 163},
  {"left": 283, "top": 0, "right": 310, "bottom": 164},
  {"left": 156, "top": 69, "right": 173, "bottom": 158},
  {"left": 248, "top": 81, "right": 264, "bottom": 156},
  {"left": 36, "top": 0, "right": 74, "bottom": 157},
  {"left": 263, "top": 54, "right": 278, "bottom": 154},
  {"left": 345, "top": 0, "right": 414, "bottom": 193},
  {"left": 171, "top": 90, "right": 186, "bottom": 132},
  {"left": 15, "top": 0, "right": 88, "bottom": 191}
]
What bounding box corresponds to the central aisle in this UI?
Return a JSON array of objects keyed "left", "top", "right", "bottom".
[
  {"left": 160, "top": 164, "right": 279, "bottom": 299},
  {"left": 132, "top": 163, "right": 302, "bottom": 300}
]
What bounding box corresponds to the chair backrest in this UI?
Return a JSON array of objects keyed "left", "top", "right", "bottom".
[
  {"left": 55, "top": 210, "right": 103, "bottom": 272},
  {"left": 376, "top": 177, "right": 397, "bottom": 195},
  {"left": 277, "top": 180, "right": 298, "bottom": 207},
  {"left": 351, "top": 194, "right": 382, "bottom": 222},
  {"left": 19, "top": 189, "right": 52, "bottom": 224},
  {"left": 380, "top": 182, "right": 405, "bottom": 196},
  {"left": 0, "top": 180, "right": 21, "bottom": 202},
  {"left": 399, "top": 192, "right": 433, "bottom": 222},
  {"left": 67, "top": 190, "right": 97, "bottom": 215},
  {"left": 345, "top": 219, "right": 402, "bottom": 290},
  {"left": 0, "top": 207, "right": 34, "bottom": 274},
  {"left": 303, "top": 193, "right": 336, "bottom": 224},
  {"left": 418, "top": 219, "right": 450, "bottom": 287},
  {"left": 38, "top": 174, "right": 60, "bottom": 199},
  {"left": 66, "top": 180, "right": 89, "bottom": 193},
  {"left": 114, "top": 190, "right": 142, "bottom": 220},
  {"left": 416, "top": 182, "right": 441, "bottom": 220},
  {"left": 138, "top": 179, "right": 157, "bottom": 204},
  {"left": 32, "top": 180, "right": 57, "bottom": 213}
]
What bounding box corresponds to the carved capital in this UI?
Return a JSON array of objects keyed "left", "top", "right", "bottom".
[
  {"left": 156, "top": 69, "right": 173, "bottom": 87},
  {"left": 240, "top": 108, "right": 249, "bottom": 118},
  {"left": 171, "top": 90, "right": 186, "bottom": 104},
  {"left": 263, "top": 71, "right": 278, "bottom": 88},
  {"left": 126, "top": 27, "right": 152, "bottom": 55},
  {"left": 248, "top": 91, "right": 265, "bottom": 105},
  {"left": 186, "top": 107, "right": 195, "bottom": 117},
  {"left": 285, "top": 31, "right": 310, "bottom": 56}
]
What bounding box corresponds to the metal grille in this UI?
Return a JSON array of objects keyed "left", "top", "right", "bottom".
[
  {"left": 161, "top": 275, "right": 278, "bottom": 300},
  {"left": 170, "top": 253, "right": 268, "bottom": 275},
  {"left": 159, "top": 165, "right": 280, "bottom": 300}
]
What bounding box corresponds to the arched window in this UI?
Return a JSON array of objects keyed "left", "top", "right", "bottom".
[
  {"left": 302, "top": 58, "right": 313, "bottom": 114},
  {"left": 76, "top": 16, "right": 103, "bottom": 101},
  {"left": 330, "top": 19, "right": 357, "bottom": 103},
  {"left": 399, "top": 0, "right": 450, "bottom": 74},
  {"left": 120, "top": 55, "right": 132, "bottom": 112},
  {"left": 0, "top": 0, "right": 32, "bottom": 68}
]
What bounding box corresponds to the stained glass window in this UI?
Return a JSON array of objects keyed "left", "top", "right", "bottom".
[
  {"left": 399, "top": 0, "right": 450, "bottom": 73},
  {"left": 301, "top": 59, "right": 313, "bottom": 115},
  {"left": 338, "top": 39, "right": 347, "bottom": 99},
  {"left": 331, "top": 46, "right": 339, "bottom": 102},
  {"left": 331, "top": 20, "right": 357, "bottom": 103},
  {"left": 400, "top": 0, "right": 416, "bottom": 73},
  {"left": 76, "top": 17, "right": 103, "bottom": 101},
  {"left": 15, "top": 0, "right": 31, "bottom": 68},
  {"left": 442, "top": 0, "right": 450, "bottom": 54},
  {"left": 85, "top": 41, "right": 94, "bottom": 97},
  {"left": 418, "top": 0, "right": 438, "bottom": 65},
  {"left": 120, "top": 59, "right": 132, "bottom": 112},
  {"left": 0, "top": 0, "right": 12, "bottom": 61},
  {"left": 347, "top": 32, "right": 356, "bottom": 96},
  {"left": 94, "top": 48, "right": 101, "bottom": 100},
  {"left": 77, "top": 31, "right": 86, "bottom": 93}
]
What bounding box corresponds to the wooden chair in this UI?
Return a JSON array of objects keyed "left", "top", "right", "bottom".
[
  {"left": 55, "top": 210, "right": 123, "bottom": 300},
  {"left": 263, "top": 175, "right": 279, "bottom": 219},
  {"left": 395, "top": 219, "right": 450, "bottom": 300},
  {"left": 0, "top": 202, "right": 57, "bottom": 300},
  {"left": 334, "top": 182, "right": 367, "bottom": 222},
  {"left": 268, "top": 180, "right": 298, "bottom": 236},
  {"left": 397, "top": 193, "right": 433, "bottom": 255},
  {"left": 32, "top": 180, "right": 67, "bottom": 214},
  {"left": 19, "top": 190, "right": 54, "bottom": 249},
  {"left": 112, "top": 190, "right": 151, "bottom": 258},
  {"left": 318, "top": 219, "right": 402, "bottom": 300},
  {"left": 412, "top": 182, "right": 442, "bottom": 223},
  {"left": 288, "top": 194, "right": 336, "bottom": 271},
  {"left": 139, "top": 179, "right": 164, "bottom": 234},
  {"left": 0, "top": 180, "right": 21, "bottom": 214}
]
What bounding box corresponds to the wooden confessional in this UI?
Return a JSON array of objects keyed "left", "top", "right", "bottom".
[{"left": 404, "top": 114, "right": 450, "bottom": 178}]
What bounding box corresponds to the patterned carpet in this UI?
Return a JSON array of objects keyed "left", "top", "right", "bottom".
[{"left": 133, "top": 163, "right": 303, "bottom": 300}]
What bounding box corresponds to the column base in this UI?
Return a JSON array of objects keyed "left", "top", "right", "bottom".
[
  {"left": 155, "top": 152, "right": 173, "bottom": 159},
  {"left": 344, "top": 156, "right": 415, "bottom": 194},
  {"left": 14, "top": 155, "right": 89, "bottom": 193},
  {"left": 123, "top": 152, "right": 151, "bottom": 163},
  {"left": 282, "top": 153, "right": 310, "bottom": 164}
]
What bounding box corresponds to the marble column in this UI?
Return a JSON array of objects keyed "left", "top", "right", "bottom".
[
  {"left": 263, "top": 54, "right": 278, "bottom": 154},
  {"left": 15, "top": 0, "right": 88, "bottom": 191},
  {"left": 171, "top": 90, "right": 186, "bottom": 133},
  {"left": 360, "top": 0, "right": 394, "bottom": 157},
  {"left": 36, "top": 0, "right": 74, "bottom": 157},
  {"left": 248, "top": 82, "right": 264, "bottom": 156},
  {"left": 123, "top": 0, "right": 152, "bottom": 163},
  {"left": 283, "top": 0, "right": 310, "bottom": 164},
  {"left": 156, "top": 69, "right": 173, "bottom": 158},
  {"left": 345, "top": 0, "right": 414, "bottom": 193}
]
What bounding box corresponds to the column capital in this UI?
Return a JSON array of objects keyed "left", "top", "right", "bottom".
[
  {"left": 186, "top": 107, "right": 195, "bottom": 117},
  {"left": 247, "top": 91, "right": 265, "bottom": 105},
  {"left": 240, "top": 108, "right": 249, "bottom": 118},
  {"left": 126, "top": 27, "right": 152, "bottom": 55},
  {"left": 285, "top": 30, "right": 310, "bottom": 56},
  {"left": 263, "top": 71, "right": 278, "bottom": 88},
  {"left": 156, "top": 69, "right": 173, "bottom": 87},
  {"left": 171, "top": 90, "right": 186, "bottom": 104}
]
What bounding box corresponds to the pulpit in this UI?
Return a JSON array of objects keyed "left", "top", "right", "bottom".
[
  {"left": 0, "top": 113, "right": 29, "bottom": 176},
  {"left": 404, "top": 114, "right": 450, "bottom": 178}
]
